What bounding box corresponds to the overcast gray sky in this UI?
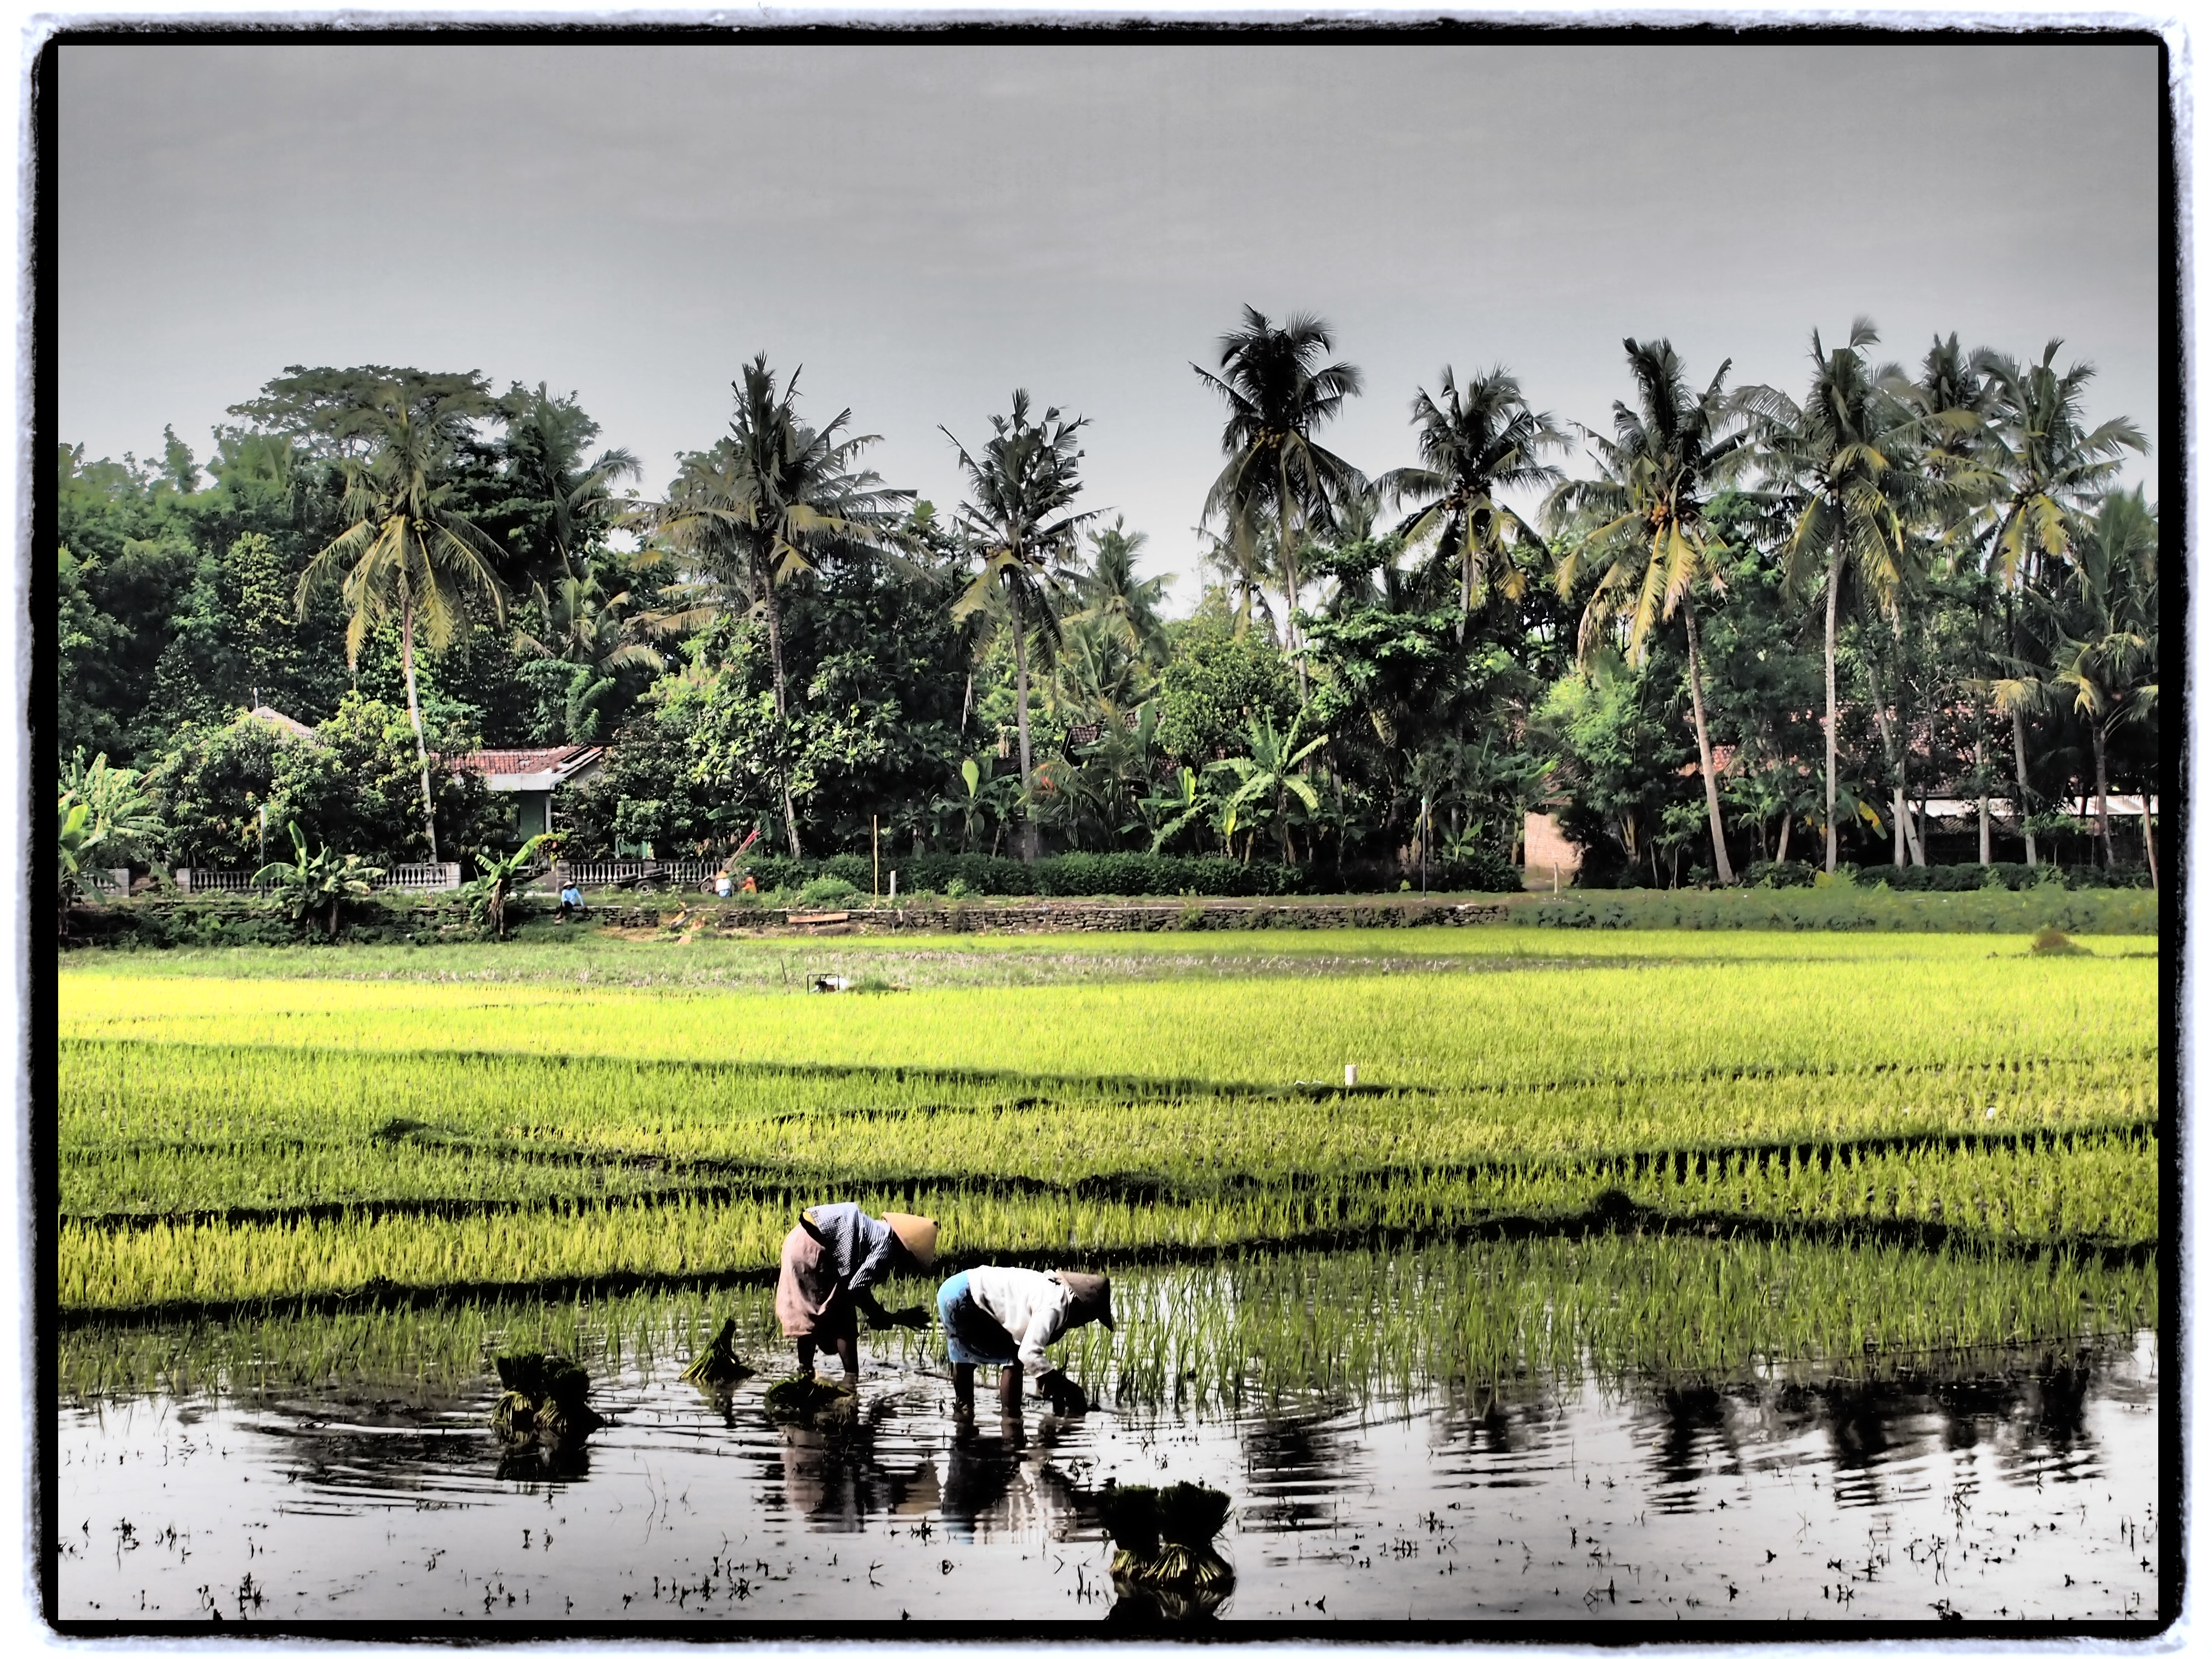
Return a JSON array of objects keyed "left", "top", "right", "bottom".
[{"left": 59, "top": 40, "right": 2162, "bottom": 606}]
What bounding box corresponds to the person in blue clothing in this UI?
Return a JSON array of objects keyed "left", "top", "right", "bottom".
[{"left": 774, "top": 1204, "right": 940, "bottom": 1379}]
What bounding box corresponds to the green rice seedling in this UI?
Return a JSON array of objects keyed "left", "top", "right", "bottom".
[
  {"left": 679, "top": 1317, "right": 755, "bottom": 1387},
  {"left": 490, "top": 1351, "right": 604, "bottom": 1440}
]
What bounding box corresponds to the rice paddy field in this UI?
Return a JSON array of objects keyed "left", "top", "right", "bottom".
[{"left": 53, "top": 924, "right": 2170, "bottom": 1630}]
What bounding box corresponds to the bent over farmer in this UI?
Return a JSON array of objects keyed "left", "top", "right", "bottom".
[
  {"left": 937, "top": 1265, "right": 1114, "bottom": 1415},
  {"left": 775, "top": 1204, "right": 939, "bottom": 1379}
]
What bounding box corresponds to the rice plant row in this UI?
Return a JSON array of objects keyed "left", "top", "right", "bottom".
[
  {"left": 57, "top": 1235, "right": 2157, "bottom": 1417},
  {"left": 59, "top": 1133, "right": 2158, "bottom": 1316},
  {"left": 60, "top": 1037, "right": 2151, "bottom": 1221}
]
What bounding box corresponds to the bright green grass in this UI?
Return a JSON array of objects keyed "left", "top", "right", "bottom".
[
  {"left": 58, "top": 935, "right": 2159, "bottom": 1315},
  {"left": 59, "top": 946, "right": 2151, "bottom": 1090}
]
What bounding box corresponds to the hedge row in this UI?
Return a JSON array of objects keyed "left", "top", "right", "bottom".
[
  {"left": 738, "top": 847, "right": 1522, "bottom": 899},
  {"left": 1735, "top": 859, "right": 2153, "bottom": 893},
  {"left": 1511, "top": 886, "right": 2157, "bottom": 933}
]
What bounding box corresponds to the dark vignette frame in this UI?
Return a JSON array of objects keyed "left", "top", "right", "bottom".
[{"left": 24, "top": 16, "right": 2186, "bottom": 1645}]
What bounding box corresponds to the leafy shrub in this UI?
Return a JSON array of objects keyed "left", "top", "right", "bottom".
[
  {"left": 1743, "top": 859, "right": 1818, "bottom": 889},
  {"left": 794, "top": 876, "right": 861, "bottom": 907},
  {"left": 1514, "top": 885, "right": 2155, "bottom": 933}
]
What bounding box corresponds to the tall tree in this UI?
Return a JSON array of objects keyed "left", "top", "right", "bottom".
[
  {"left": 1972, "top": 339, "right": 2148, "bottom": 867},
  {"left": 645, "top": 356, "right": 910, "bottom": 854},
  {"left": 1194, "top": 307, "right": 1365, "bottom": 695},
  {"left": 1763, "top": 320, "right": 1923, "bottom": 872},
  {"left": 1549, "top": 338, "right": 1766, "bottom": 885},
  {"left": 2042, "top": 487, "right": 2159, "bottom": 878},
  {"left": 1891, "top": 334, "right": 2001, "bottom": 861},
  {"left": 1070, "top": 517, "right": 1173, "bottom": 667},
  {"left": 294, "top": 377, "right": 506, "bottom": 864},
  {"left": 943, "top": 391, "right": 1099, "bottom": 862},
  {"left": 1379, "top": 365, "right": 1566, "bottom": 633},
  {"left": 493, "top": 383, "right": 641, "bottom": 586}
]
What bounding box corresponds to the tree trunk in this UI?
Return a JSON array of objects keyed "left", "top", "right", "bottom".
[
  {"left": 1776, "top": 809, "right": 1791, "bottom": 867},
  {"left": 1864, "top": 657, "right": 1923, "bottom": 868},
  {"left": 400, "top": 594, "right": 439, "bottom": 865},
  {"left": 1822, "top": 538, "right": 1842, "bottom": 873},
  {"left": 2141, "top": 797, "right": 2160, "bottom": 892},
  {"left": 2092, "top": 723, "right": 2115, "bottom": 867},
  {"left": 1012, "top": 586, "right": 1039, "bottom": 863},
  {"left": 748, "top": 548, "right": 804, "bottom": 857},
  {"left": 1975, "top": 730, "right": 1991, "bottom": 865},
  {"left": 1278, "top": 458, "right": 1307, "bottom": 704},
  {"left": 2011, "top": 702, "right": 2038, "bottom": 868},
  {"left": 1681, "top": 603, "right": 1734, "bottom": 884}
]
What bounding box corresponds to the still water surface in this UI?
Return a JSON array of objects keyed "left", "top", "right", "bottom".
[{"left": 59, "top": 1327, "right": 2158, "bottom": 1627}]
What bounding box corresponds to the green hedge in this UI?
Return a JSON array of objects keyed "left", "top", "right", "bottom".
[
  {"left": 1512, "top": 886, "right": 2157, "bottom": 933},
  {"left": 1737, "top": 859, "right": 2152, "bottom": 893},
  {"left": 731, "top": 848, "right": 1523, "bottom": 899}
]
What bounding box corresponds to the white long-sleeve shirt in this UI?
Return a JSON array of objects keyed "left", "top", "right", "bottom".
[{"left": 961, "top": 1266, "right": 1077, "bottom": 1377}]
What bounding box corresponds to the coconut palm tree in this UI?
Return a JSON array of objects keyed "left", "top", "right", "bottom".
[
  {"left": 515, "top": 567, "right": 667, "bottom": 742},
  {"left": 1070, "top": 517, "right": 1173, "bottom": 665},
  {"left": 943, "top": 391, "right": 1099, "bottom": 861},
  {"left": 1762, "top": 320, "right": 1926, "bottom": 873},
  {"left": 1194, "top": 307, "right": 1365, "bottom": 693},
  {"left": 1889, "top": 335, "right": 2004, "bottom": 860},
  {"left": 1971, "top": 340, "right": 2148, "bottom": 867},
  {"left": 1548, "top": 338, "right": 1768, "bottom": 886},
  {"left": 2042, "top": 487, "right": 2159, "bottom": 878},
  {"left": 295, "top": 378, "right": 506, "bottom": 864},
  {"left": 644, "top": 356, "right": 911, "bottom": 854},
  {"left": 650, "top": 356, "right": 911, "bottom": 723},
  {"left": 1379, "top": 365, "right": 1566, "bottom": 633},
  {"left": 495, "top": 383, "right": 642, "bottom": 585}
]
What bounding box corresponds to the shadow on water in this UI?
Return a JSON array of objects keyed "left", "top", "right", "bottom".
[{"left": 55, "top": 1242, "right": 2163, "bottom": 1628}]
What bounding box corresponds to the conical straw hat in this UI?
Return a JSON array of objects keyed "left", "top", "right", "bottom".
[
  {"left": 883, "top": 1212, "right": 939, "bottom": 1267},
  {"left": 1054, "top": 1270, "right": 1115, "bottom": 1331}
]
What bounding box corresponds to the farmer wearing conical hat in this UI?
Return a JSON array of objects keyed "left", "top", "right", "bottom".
[
  {"left": 936, "top": 1265, "right": 1114, "bottom": 1417},
  {"left": 775, "top": 1204, "right": 940, "bottom": 1380}
]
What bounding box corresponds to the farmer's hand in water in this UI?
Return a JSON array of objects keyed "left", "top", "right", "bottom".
[{"left": 1039, "top": 1370, "right": 1089, "bottom": 1414}]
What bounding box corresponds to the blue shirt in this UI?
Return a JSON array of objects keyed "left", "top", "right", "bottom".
[{"left": 799, "top": 1203, "right": 902, "bottom": 1294}]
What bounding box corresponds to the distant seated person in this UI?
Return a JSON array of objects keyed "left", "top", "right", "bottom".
[
  {"left": 938, "top": 1266, "right": 1113, "bottom": 1417},
  {"left": 776, "top": 1204, "right": 940, "bottom": 1381},
  {"left": 715, "top": 870, "right": 733, "bottom": 898},
  {"left": 557, "top": 880, "right": 584, "bottom": 920},
  {"left": 740, "top": 871, "right": 758, "bottom": 895}
]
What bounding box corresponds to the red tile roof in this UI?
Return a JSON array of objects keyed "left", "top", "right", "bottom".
[{"left": 455, "top": 746, "right": 604, "bottom": 777}]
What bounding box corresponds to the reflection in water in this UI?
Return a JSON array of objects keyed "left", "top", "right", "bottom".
[{"left": 57, "top": 1329, "right": 2160, "bottom": 1625}]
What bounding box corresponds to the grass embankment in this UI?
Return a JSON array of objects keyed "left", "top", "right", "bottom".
[{"left": 59, "top": 933, "right": 2158, "bottom": 1318}]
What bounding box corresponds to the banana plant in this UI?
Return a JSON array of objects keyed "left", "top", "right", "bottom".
[
  {"left": 1207, "top": 709, "right": 1326, "bottom": 865},
  {"left": 467, "top": 833, "right": 561, "bottom": 940},
  {"left": 254, "top": 822, "right": 385, "bottom": 940}
]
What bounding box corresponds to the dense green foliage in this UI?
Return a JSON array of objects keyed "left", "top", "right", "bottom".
[{"left": 58, "top": 314, "right": 2158, "bottom": 900}]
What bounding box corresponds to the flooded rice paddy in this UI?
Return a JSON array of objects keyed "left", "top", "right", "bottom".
[{"left": 57, "top": 1250, "right": 2162, "bottom": 1630}]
